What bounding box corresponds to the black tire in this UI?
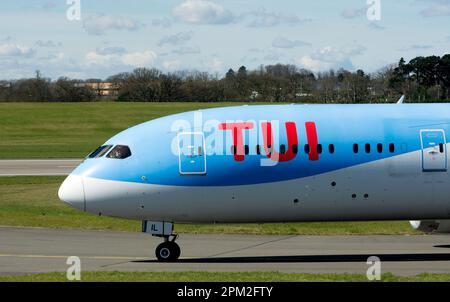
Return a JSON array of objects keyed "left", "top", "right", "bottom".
[
  {"left": 171, "top": 242, "right": 181, "bottom": 260},
  {"left": 155, "top": 242, "right": 180, "bottom": 262}
]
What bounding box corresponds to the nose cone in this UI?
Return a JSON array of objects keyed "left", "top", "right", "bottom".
[{"left": 58, "top": 175, "right": 86, "bottom": 212}]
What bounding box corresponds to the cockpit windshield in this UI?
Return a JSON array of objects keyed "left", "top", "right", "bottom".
[
  {"left": 106, "top": 145, "right": 132, "bottom": 159},
  {"left": 87, "top": 145, "right": 113, "bottom": 158}
]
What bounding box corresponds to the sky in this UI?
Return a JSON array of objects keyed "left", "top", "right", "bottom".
[{"left": 0, "top": 0, "right": 449, "bottom": 80}]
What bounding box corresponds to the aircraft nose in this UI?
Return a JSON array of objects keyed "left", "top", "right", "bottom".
[{"left": 58, "top": 174, "right": 86, "bottom": 212}]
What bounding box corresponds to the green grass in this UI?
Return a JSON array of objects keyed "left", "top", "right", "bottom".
[
  {"left": 0, "top": 176, "right": 138, "bottom": 231},
  {"left": 0, "top": 176, "right": 420, "bottom": 235},
  {"left": 0, "top": 102, "right": 248, "bottom": 159},
  {"left": 1, "top": 271, "right": 449, "bottom": 282}
]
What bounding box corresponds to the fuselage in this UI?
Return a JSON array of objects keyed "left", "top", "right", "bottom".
[{"left": 58, "top": 104, "right": 450, "bottom": 224}]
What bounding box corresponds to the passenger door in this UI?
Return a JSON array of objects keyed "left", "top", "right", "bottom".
[
  {"left": 178, "top": 132, "right": 207, "bottom": 175},
  {"left": 420, "top": 129, "right": 447, "bottom": 172}
]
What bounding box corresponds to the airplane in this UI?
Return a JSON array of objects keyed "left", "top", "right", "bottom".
[{"left": 58, "top": 100, "right": 450, "bottom": 261}]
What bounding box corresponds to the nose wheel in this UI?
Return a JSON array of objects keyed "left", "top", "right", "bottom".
[{"left": 156, "top": 239, "right": 181, "bottom": 262}]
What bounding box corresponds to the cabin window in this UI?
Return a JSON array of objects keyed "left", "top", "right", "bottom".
[
  {"left": 304, "top": 144, "right": 311, "bottom": 154},
  {"left": 256, "top": 145, "right": 261, "bottom": 155},
  {"left": 353, "top": 144, "right": 359, "bottom": 154},
  {"left": 280, "top": 144, "right": 286, "bottom": 155},
  {"left": 329, "top": 144, "right": 335, "bottom": 154},
  {"left": 377, "top": 143, "right": 383, "bottom": 153},
  {"left": 389, "top": 143, "right": 395, "bottom": 153},
  {"left": 231, "top": 145, "right": 249, "bottom": 155},
  {"left": 317, "top": 144, "right": 323, "bottom": 154},
  {"left": 88, "top": 145, "right": 113, "bottom": 158},
  {"left": 439, "top": 143, "right": 444, "bottom": 153},
  {"left": 292, "top": 144, "right": 298, "bottom": 154},
  {"left": 365, "top": 144, "right": 371, "bottom": 154},
  {"left": 106, "top": 145, "right": 132, "bottom": 159}
]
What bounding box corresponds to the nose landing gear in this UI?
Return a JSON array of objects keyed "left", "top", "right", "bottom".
[{"left": 142, "top": 221, "right": 181, "bottom": 262}]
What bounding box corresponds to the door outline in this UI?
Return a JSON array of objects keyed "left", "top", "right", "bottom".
[
  {"left": 177, "top": 132, "right": 207, "bottom": 175},
  {"left": 420, "top": 129, "right": 447, "bottom": 172}
]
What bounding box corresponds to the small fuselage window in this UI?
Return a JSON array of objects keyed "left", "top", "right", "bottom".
[
  {"left": 88, "top": 145, "right": 113, "bottom": 158},
  {"left": 107, "top": 145, "right": 132, "bottom": 159}
]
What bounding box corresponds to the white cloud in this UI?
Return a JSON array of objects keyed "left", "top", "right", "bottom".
[
  {"left": 297, "top": 45, "right": 366, "bottom": 72},
  {"left": 172, "top": 1, "right": 310, "bottom": 27},
  {"left": 173, "top": 46, "right": 201, "bottom": 55},
  {"left": 163, "top": 60, "right": 182, "bottom": 70},
  {"left": 83, "top": 15, "right": 144, "bottom": 35},
  {"left": 205, "top": 57, "right": 224, "bottom": 72},
  {"left": 39, "top": 52, "right": 65, "bottom": 63},
  {"left": 42, "top": 1, "right": 58, "bottom": 10},
  {"left": 85, "top": 51, "right": 114, "bottom": 66},
  {"left": 298, "top": 56, "right": 330, "bottom": 71},
  {"left": 172, "top": 0, "right": 235, "bottom": 24},
  {"left": 242, "top": 9, "right": 310, "bottom": 27},
  {"left": 368, "top": 23, "right": 386, "bottom": 30},
  {"left": 53, "top": 52, "right": 65, "bottom": 60},
  {"left": 419, "top": 0, "right": 450, "bottom": 17},
  {"left": 263, "top": 52, "right": 280, "bottom": 61},
  {"left": 152, "top": 17, "right": 172, "bottom": 28},
  {"left": 96, "top": 46, "right": 127, "bottom": 55},
  {"left": 409, "top": 44, "right": 434, "bottom": 50},
  {"left": 341, "top": 7, "right": 366, "bottom": 19},
  {"left": 36, "top": 40, "right": 60, "bottom": 48},
  {"left": 122, "top": 51, "right": 157, "bottom": 66},
  {"left": 159, "top": 32, "right": 193, "bottom": 46},
  {"left": 0, "top": 43, "right": 34, "bottom": 57},
  {"left": 398, "top": 44, "right": 434, "bottom": 51},
  {"left": 86, "top": 50, "right": 157, "bottom": 67},
  {"left": 62, "top": 71, "right": 86, "bottom": 79},
  {"left": 248, "top": 48, "right": 264, "bottom": 53},
  {"left": 272, "top": 37, "right": 311, "bottom": 49}
]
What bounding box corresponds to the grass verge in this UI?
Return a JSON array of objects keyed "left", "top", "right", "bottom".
[{"left": 0, "top": 271, "right": 449, "bottom": 282}]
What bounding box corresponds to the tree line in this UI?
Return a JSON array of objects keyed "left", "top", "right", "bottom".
[{"left": 0, "top": 54, "right": 449, "bottom": 103}]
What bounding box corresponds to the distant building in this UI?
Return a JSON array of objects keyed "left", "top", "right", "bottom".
[
  {"left": 0, "top": 81, "right": 11, "bottom": 88},
  {"left": 75, "top": 82, "right": 119, "bottom": 99}
]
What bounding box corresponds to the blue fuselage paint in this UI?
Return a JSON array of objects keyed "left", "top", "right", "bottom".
[{"left": 71, "top": 104, "right": 450, "bottom": 187}]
